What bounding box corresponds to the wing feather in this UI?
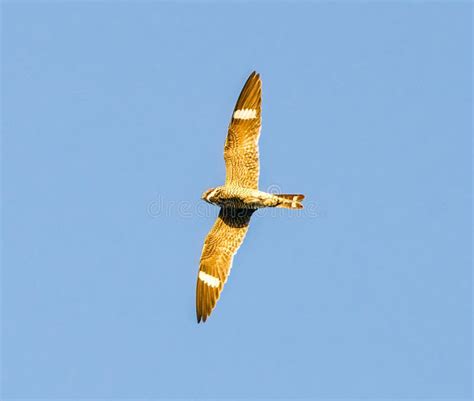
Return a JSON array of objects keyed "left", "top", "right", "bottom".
[
  {"left": 196, "top": 208, "right": 254, "bottom": 322},
  {"left": 224, "top": 71, "right": 262, "bottom": 189}
]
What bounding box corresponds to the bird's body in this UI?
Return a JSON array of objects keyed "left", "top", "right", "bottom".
[
  {"left": 203, "top": 185, "right": 303, "bottom": 210},
  {"left": 196, "top": 71, "right": 304, "bottom": 322}
]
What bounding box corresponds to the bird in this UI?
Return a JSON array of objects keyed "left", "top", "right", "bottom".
[{"left": 196, "top": 71, "right": 304, "bottom": 323}]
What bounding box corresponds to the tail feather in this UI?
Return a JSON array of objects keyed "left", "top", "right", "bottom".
[{"left": 275, "top": 194, "right": 305, "bottom": 209}]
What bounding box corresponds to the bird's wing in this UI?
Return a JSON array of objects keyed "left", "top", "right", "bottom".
[
  {"left": 224, "top": 71, "right": 262, "bottom": 190},
  {"left": 196, "top": 207, "right": 255, "bottom": 322}
]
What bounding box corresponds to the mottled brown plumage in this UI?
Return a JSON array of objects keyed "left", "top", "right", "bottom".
[
  {"left": 196, "top": 208, "right": 254, "bottom": 323},
  {"left": 224, "top": 71, "right": 262, "bottom": 189},
  {"left": 196, "top": 72, "right": 304, "bottom": 323}
]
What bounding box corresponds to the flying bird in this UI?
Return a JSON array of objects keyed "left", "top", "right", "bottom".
[{"left": 196, "top": 71, "right": 304, "bottom": 322}]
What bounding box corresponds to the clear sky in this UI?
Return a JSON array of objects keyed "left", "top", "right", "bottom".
[{"left": 1, "top": 1, "right": 471, "bottom": 400}]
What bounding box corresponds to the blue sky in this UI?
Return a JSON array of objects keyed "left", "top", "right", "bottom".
[{"left": 1, "top": 1, "right": 471, "bottom": 399}]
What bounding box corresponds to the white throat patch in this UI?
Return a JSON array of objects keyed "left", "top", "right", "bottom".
[{"left": 206, "top": 188, "right": 218, "bottom": 202}]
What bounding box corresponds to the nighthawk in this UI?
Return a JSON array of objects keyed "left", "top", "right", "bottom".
[{"left": 196, "top": 71, "right": 304, "bottom": 322}]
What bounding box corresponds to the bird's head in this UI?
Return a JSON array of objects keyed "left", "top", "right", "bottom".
[{"left": 201, "top": 188, "right": 219, "bottom": 204}]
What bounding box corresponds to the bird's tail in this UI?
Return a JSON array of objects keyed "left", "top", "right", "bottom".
[{"left": 275, "top": 194, "right": 305, "bottom": 209}]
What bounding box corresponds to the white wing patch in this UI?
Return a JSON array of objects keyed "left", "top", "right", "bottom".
[
  {"left": 198, "top": 271, "right": 220, "bottom": 288},
  {"left": 233, "top": 108, "right": 257, "bottom": 120}
]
